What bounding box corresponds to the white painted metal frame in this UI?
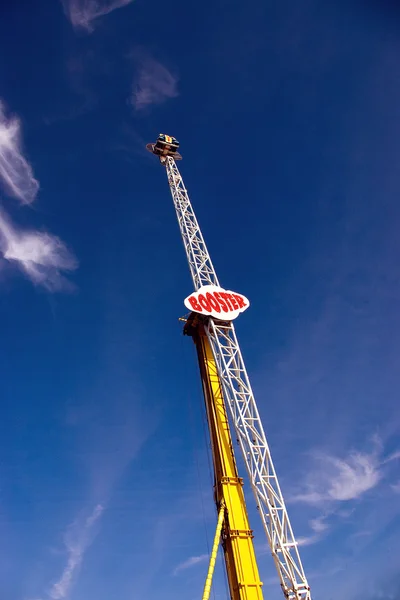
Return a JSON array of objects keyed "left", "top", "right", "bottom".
[
  {"left": 166, "top": 157, "right": 219, "bottom": 290},
  {"left": 165, "top": 156, "right": 311, "bottom": 600},
  {"left": 206, "top": 319, "right": 311, "bottom": 600}
]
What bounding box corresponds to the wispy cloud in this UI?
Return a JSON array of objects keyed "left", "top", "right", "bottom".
[
  {"left": 173, "top": 554, "right": 208, "bottom": 576},
  {"left": 131, "top": 57, "right": 179, "bottom": 111},
  {"left": 0, "top": 210, "right": 77, "bottom": 291},
  {"left": 0, "top": 102, "right": 39, "bottom": 204},
  {"left": 291, "top": 436, "right": 399, "bottom": 506},
  {"left": 292, "top": 449, "right": 380, "bottom": 505},
  {"left": 309, "top": 514, "right": 329, "bottom": 533},
  {"left": 0, "top": 100, "right": 78, "bottom": 290},
  {"left": 298, "top": 512, "right": 332, "bottom": 548},
  {"left": 296, "top": 515, "right": 331, "bottom": 547},
  {"left": 322, "top": 452, "right": 381, "bottom": 502},
  {"left": 383, "top": 450, "right": 400, "bottom": 464},
  {"left": 296, "top": 534, "right": 320, "bottom": 547},
  {"left": 391, "top": 481, "right": 400, "bottom": 494},
  {"left": 49, "top": 504, "right": 104, "bottom": 600},
  {"left": 61, "top": 0, "right": 134, "bottom": 32}
]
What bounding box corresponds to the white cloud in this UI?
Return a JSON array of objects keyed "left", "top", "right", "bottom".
[
  {"left": 173, "top": 554, "right": 208, "bottom": 576},
  {"left": 326, "top": 452, "right": 381, "bottom": 501},
  {"left": 349, "top": 530, "right": 372, "bottom": 540},
  {"left": 0, "top": 102, "right": 39, "bottom": 204},
  {"left": 0, "top": 210, "right": 78, "bottom": 291},
  {"left": 309, "top": 515, "right": 329, "bottom": 533},
  {"left": 391, "top": 481, "right": 400, "bottom": 494},
  {"left": 295, "top": 515, "right": 330, "bottom": 548},
  {"left": 383, "top": 450, "right": 400, "bottom": 464},
  {"left": 293, "top": 438, "right": 400, "bottom": 507},
  {"left": 61, "top": 0, "right": 134, "bottom": 32},
  {"left": 132, "top": 58, "right": 179, "bottom": 111},
  {"left": 296, "top": 534, "right": 320, "bottom": 547},
  {"left": 292, "top": 443, "right": 383, "bottom": 506},
  {"left": 50, "top": 504, "right": 104, "bottom": 600},
  {"left": 0, "top": 99, "right": 78, "bottom": 291}
]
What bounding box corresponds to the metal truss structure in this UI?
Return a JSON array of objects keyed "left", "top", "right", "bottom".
[
  {"left": 166, "top": 157, "right": 219, "bottom": 290},
  {"left": 164, "top": 156, "right": 311, "bottom": 600}
]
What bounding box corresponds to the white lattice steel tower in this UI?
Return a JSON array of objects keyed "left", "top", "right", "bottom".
[{"left": 147, "top": 135, "right": 311, "bottom": 600}]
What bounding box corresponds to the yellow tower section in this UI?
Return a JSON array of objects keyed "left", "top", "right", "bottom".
[{"left": 185, "top": 316, "right": 264, "bottom": 600}]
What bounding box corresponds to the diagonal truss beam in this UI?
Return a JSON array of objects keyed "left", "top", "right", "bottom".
[
  {"left": 164, "top": 156, "right": 311, "bottom": 600},
  {"left": 205, "top": 319, "right": 311, "bottom": 600},
  {"left": 166, "top": 157, "right": 219, "bottom": 290}
]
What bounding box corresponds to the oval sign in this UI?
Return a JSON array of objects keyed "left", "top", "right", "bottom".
[{"left": 184, "top": 284, "right": 250, "bottom": 320}]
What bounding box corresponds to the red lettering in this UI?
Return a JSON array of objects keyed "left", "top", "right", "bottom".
[
  {"left": 233, "top": 293, "right": 246, "bottom": 309},
  {"left": 221, "top": 292, "right": 234, "bottom": 311},
  {"left": 206, "top": 292, "right": 221, "bottom": 313},
  {"left": 198, "top": 293, "right": 211, "bottom": 312},
  {"left": 229, "top": 294, "right": 239, "bottom": 310},
  {"left": 188, "top": 296, "right": 202, "bottom": 312},
  {"left": 214, "top": 292, "right": 228, "bottom": 312},
  {"left": 187, "top": 288, "right": 248, "bottom": 317}
]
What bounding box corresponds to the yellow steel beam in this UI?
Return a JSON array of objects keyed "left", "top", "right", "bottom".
[
  {"left": 193, "top": 325, "right": 264, "bottom": 600},
  {"left": 202, "top": 500, "right": 226, "bottom": 600}
]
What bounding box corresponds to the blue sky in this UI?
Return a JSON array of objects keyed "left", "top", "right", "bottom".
[{"left": 0, "top": 0, "right": 399, "bottom": 599}]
